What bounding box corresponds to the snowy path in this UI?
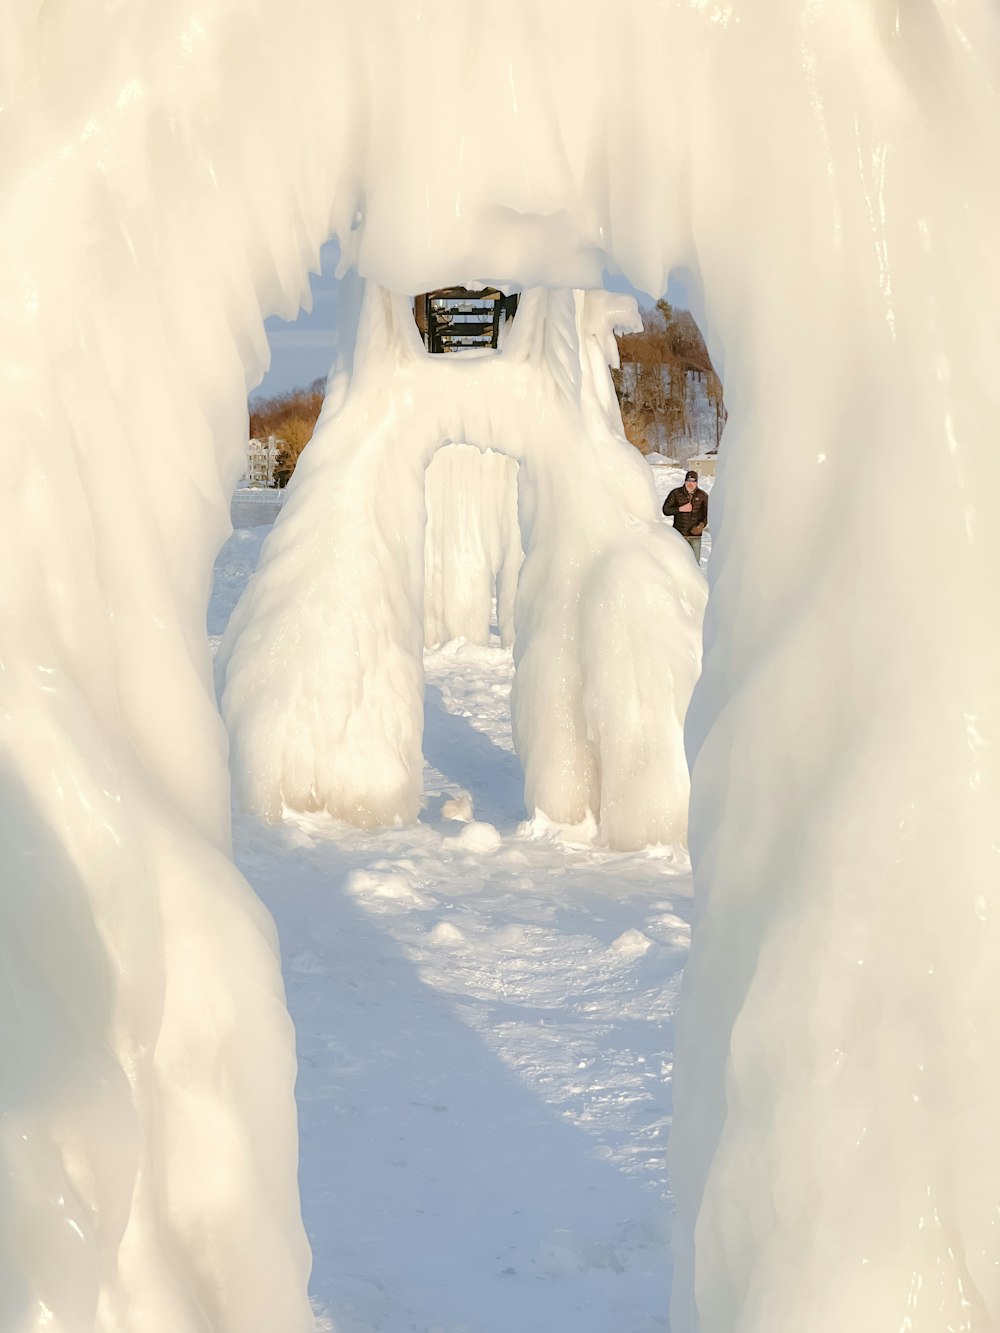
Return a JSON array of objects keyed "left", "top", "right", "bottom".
[{"left": 213, "top": 463, "right": 706, "bottom": 1333}]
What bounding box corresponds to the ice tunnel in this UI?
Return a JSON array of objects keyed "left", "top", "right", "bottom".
[{"left": 3, "top": 2, "right": 999, "bottom": 1331}]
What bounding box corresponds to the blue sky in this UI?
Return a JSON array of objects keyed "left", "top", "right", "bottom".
[
  {"left": 252, "top": 239, "right": 694, "bottom": 400},
  {"left": 252, "top": 241, "right": 344, "bottom": 398}
]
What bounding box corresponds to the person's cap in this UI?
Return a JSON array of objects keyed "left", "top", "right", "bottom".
[{"left": 684, "top": 469, "right": 698, "bottom": 482}]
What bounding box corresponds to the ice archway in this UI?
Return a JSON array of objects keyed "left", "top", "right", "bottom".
[
  {"left": 3, "top": 2, "right": 999, "bottom": 1332},
  {"left": 217, "top": 281, "right": 705, "bottom": 849}
]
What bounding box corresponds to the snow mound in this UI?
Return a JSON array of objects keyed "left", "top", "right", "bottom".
[
  {"left": 441, "top": 790, "right": 475, "bottom": 823},
  {"left": 442, "top": 821, "right": 502, "bottom": 854},
  {"left": 346, "top": 869, "right": 430, "bottom": 909},
  {"left": 610, "top": 930, "right": 655, "bottom": 957},
  {"left": 518, "top": 811, "right": 600, "bottom": 848},
  {"left": 428, "top": 921, "right": 467, "bottom": 947}
]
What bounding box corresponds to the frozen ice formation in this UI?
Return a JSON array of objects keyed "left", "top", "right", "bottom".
[
  {"left": 3, "top": 0, "right": 998, "bottom": 1330},
  {"left": 218, "top": 282, "right": 705, "bottom": 847}
]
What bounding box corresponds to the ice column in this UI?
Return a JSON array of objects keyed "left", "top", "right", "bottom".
[
  {"left": 668, "top": 4, "right": 1000, "bottom": 1330},
  {"left": 1, "top": 5, "right": 344, "bottom": 1328}
]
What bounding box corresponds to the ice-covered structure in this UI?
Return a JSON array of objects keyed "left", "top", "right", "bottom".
[
  {"left": 4, "top": 1, "right": 999, "bottom": 1330},
  {"left": 217, "top": 281, "right": 704, "bottom": 846}
]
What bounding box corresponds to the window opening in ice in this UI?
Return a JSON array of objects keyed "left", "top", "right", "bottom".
[{"left": 414, "top": 287, "right": 520, "bottom": 353}]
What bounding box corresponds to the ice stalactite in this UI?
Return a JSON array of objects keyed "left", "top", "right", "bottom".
[{"left": 219, "top": 281, "right": 704, "bottom": 847}]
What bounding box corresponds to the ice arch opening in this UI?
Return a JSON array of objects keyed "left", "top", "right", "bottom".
[
  {"left": 218, "top": 280, "right": 706, "bottom": 849},
  {"left": 423, "top": 444, "right": 521, "bottom": 651},
  {"left": 418, "top": 290, "right": 525, "bottom": 656},
  {"left": 5, "top": 3, "right": 999, "bottom": 1332}
]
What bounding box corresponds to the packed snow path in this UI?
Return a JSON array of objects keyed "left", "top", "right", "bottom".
[{"left": 211, "top": 463, "right": 710, "bottom": 1333}]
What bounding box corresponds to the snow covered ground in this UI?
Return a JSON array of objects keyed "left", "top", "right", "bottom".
[{"left": 210, "top": 462, "right": 711, "bottom": 1333}]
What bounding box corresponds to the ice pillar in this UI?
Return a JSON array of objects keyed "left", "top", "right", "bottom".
[
  {"left": 668, "top": 3, "right": 1000, "bottom": 1328},
  {"left": 1, "top": 7, "right": 339, "bottom": 1327}
]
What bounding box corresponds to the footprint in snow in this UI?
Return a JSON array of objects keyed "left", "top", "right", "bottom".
[
  {"left": 492, "top": 923, "right": 528, "bottom": 948},
  {"left": 289, "top": 949, "right": 329, "bottom": 975},
  {"left": 535, "top": 1229, "right": 625, "bottom": 1276}
]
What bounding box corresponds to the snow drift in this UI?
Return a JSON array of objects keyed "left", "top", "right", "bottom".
[{"left": 3, "top": 0, "right": 999, "bottom": 1330}]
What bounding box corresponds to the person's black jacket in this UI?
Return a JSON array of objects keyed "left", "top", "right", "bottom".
[{"left": 663, "top": 485, "right": 708, "bottom": 538}]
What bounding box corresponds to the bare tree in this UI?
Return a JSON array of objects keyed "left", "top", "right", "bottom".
[
  {"left": 612, "top": 302, "right": 725, "bottom": 457},
  {"left": 248, "top": 380, "right": 326, "bottom": 485}
]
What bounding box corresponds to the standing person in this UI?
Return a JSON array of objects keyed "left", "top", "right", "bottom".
[{"left": 662, "top": 469, "right": 709, "bottom": 564}]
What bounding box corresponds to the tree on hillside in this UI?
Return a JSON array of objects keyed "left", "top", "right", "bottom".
[
  {"left": 249, "top": 377, "right": 326, "bottom": 485},
  {"left": 613, "top": 302, "right": 726, "bottom": 457},
  {"left": 251, "top": 304, "right": 726, "bottom": 486},
  {"left": 272, "top": 416, "right": 317, "bottom": 487}
]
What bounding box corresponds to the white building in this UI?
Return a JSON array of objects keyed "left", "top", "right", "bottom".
[{"left": 243, "top": 434, "right": 280, "bottom": 487}]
